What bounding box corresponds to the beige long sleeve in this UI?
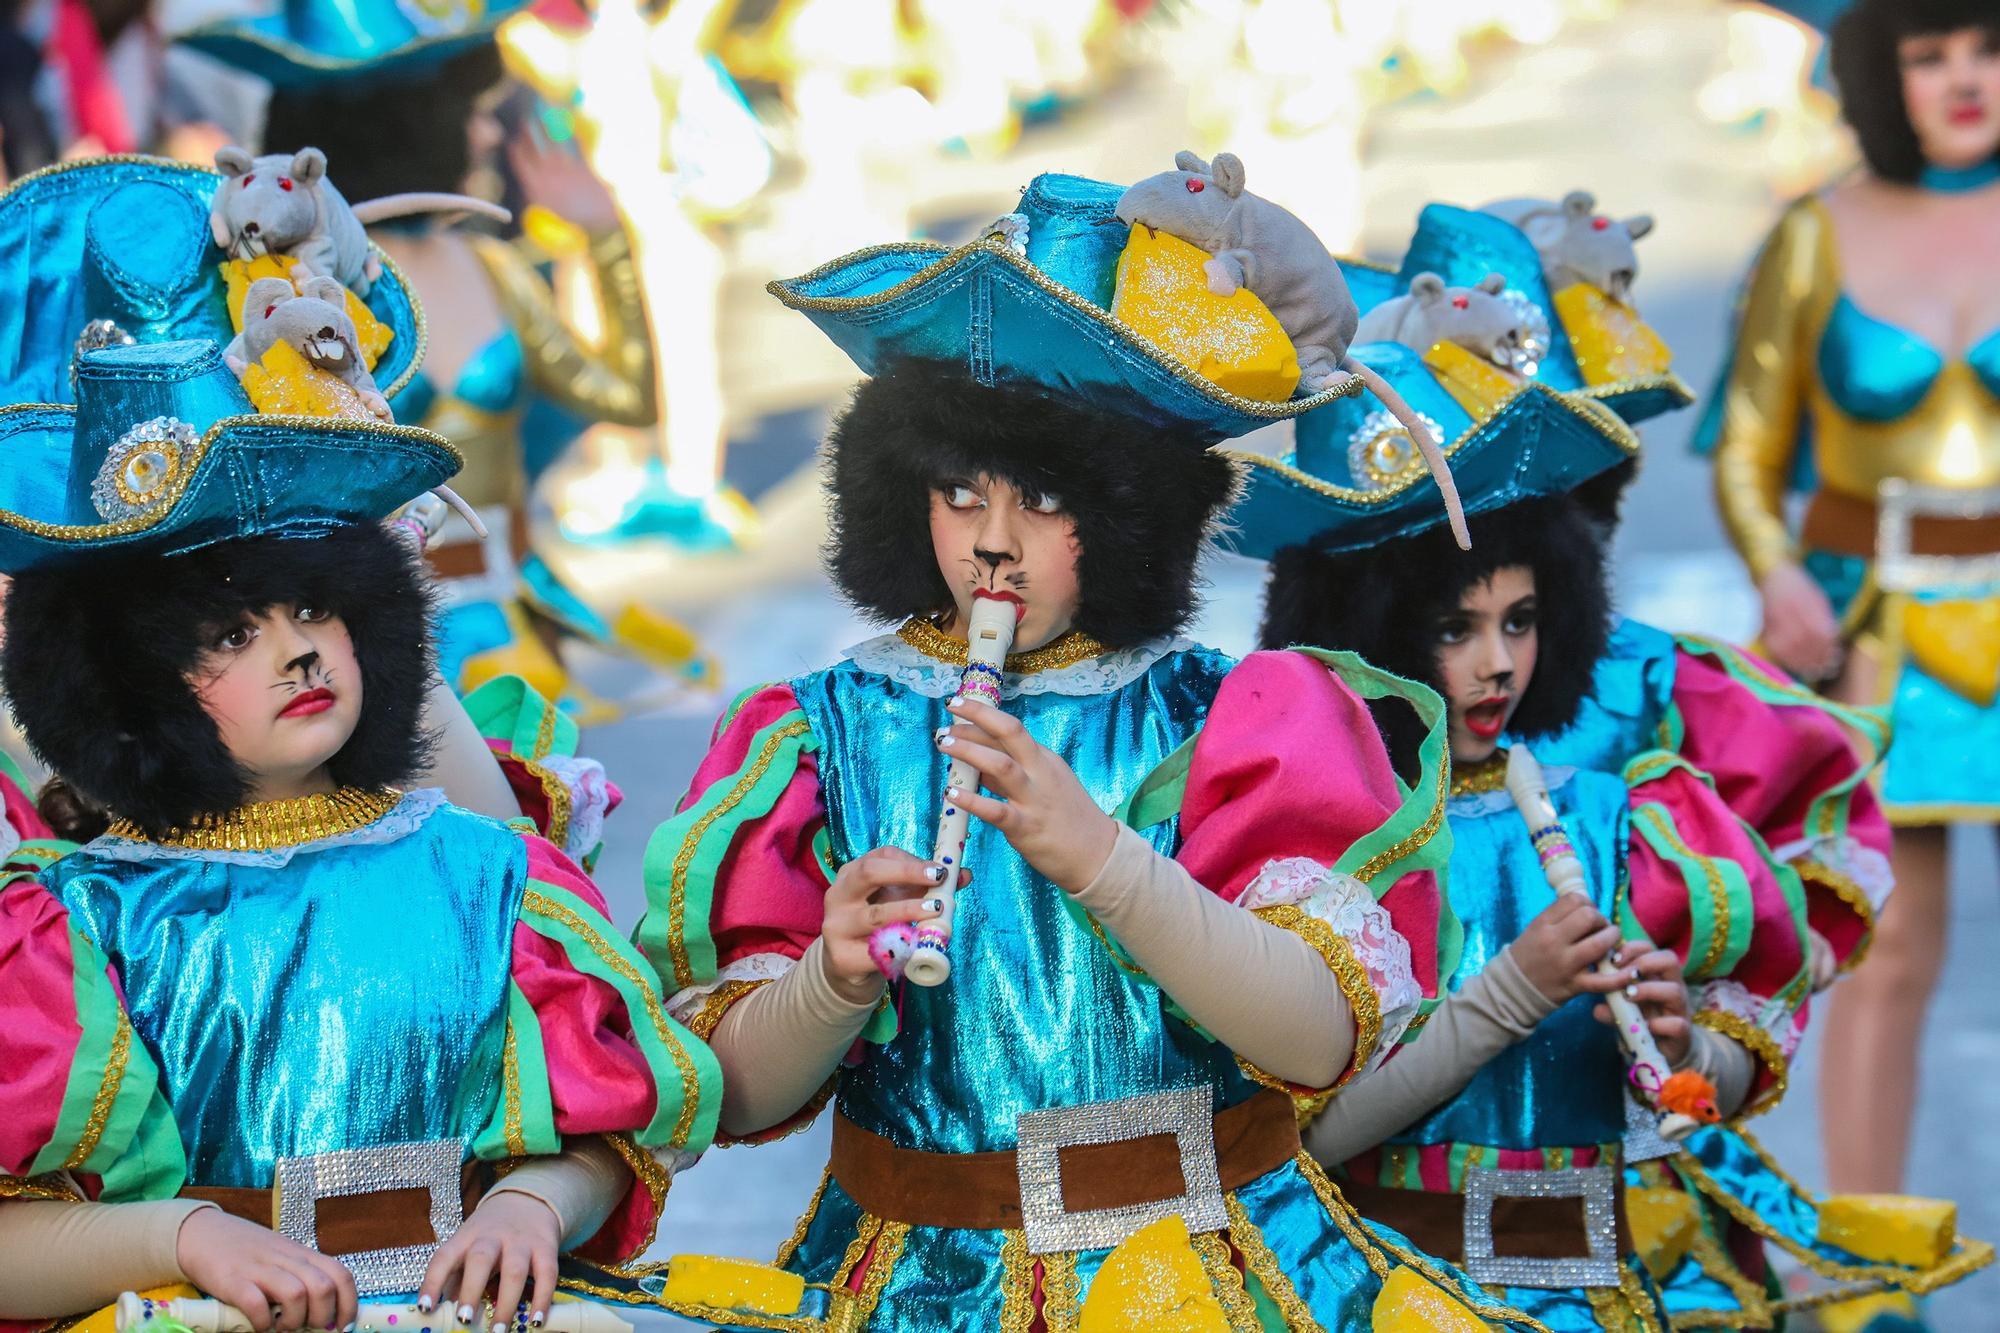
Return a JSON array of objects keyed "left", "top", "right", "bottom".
[
  {"left": 412, "top": 675, "right": 523, "bottom": 824},
  {"left": 1681, "top": 1022, "right": 1757, "bottom": 1122},
  {"left": 0, "top": 1198, "right": 215, "bottom": 1318},
  {"left": 709, "top": 937, "right": 878, "bottom": 1139},
  {"left": 1071, "top": 824, "right": 1354, "bottom": 1089},
  {"left": 1305, "top": 949, "right": 1559, "bottom": 1166},
  {"left": 485, "top": 1136, "right": 633, "bottom": 1250}
]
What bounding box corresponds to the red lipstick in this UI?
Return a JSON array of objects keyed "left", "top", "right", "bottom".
[
  {"left": 1950, "top": 104, "right": 1988, "bottom": 126},
  {"left": 1463, "top": 696, "right": 1510, "bottom": 740},
  {"left": 279, "top": 687, "right": 335, "bottom": 719},
  {"left": 973, "top": 588, "right": 1029, "bottom": 624}
]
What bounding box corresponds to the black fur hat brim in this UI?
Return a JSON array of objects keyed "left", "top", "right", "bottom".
[
  {"left": 824, "top": 361, "right": 1242, "bottom": 648},
  {"left": 1259, "top": 494, "right": 1613, "bottom": 756},
  {"left": 2, "top": 523, "right": 437, "bottom": 836}
]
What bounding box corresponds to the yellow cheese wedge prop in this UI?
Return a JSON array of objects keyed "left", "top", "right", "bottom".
[
  {"left": 658, "top": 1255, "right": 807, "bottom": 1316},
  {"left": 238, "top": 338, "right": 379, "bottom": 421},
  {"left": 1817, "top": 1291, "right": 1923, "bottom": 1333},
  {"left": 1109, "top": 226, "right": 1300, "bottom": 402},
  {"left": 1421, "top": 339, "right": 1521, "bottom": 420},
  {"left": 1625, "top": 1186, "right": 1702, "bottom": 1280},
  {"left": 1079, "top": 1215, "right": 1230, "bottom": 1333},
  {"left": 1817, "top": 1194, "right": 1959, "bottom": 1269},
  {"left": 1371, "top": 1265, "right": 1488, "bottom": 1331},
  {"left": 1901, "top": 596, "right": 2000, "bottom": 708},
  {"left": 221, "top": 255, "right": 394, "bottom": 369},
  {"left": 1553, "top": 283, "right": 1673, "bottom": 387}
]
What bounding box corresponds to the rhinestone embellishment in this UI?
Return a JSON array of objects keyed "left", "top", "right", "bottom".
[
  {"left": 90, "top": 417, "right": 198, "bottom": 522},
  {"left": 985, "top": 212, "right": 1031, "bottom": 257},
  {"left": 1015, "top": 1086, "right": 1227, "bottom": 1255},
  {"left": 1495, "top": 288, "right": 1551, "bottom": 377},
  {"left": 1462, "top": 1163, "right": 1622, "bottom": 1289},
  {"left": 1346, "top": 407, "right": 1443, "bottom": 492},
  {"left": 274, "top": 1137, "right": 466, "bottom": 1295},
  {"left": 70, "top": 318, "right": 135, "bottom": 384}
]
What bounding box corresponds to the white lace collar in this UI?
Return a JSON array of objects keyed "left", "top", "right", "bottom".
[
  {"left": 83, "top": 788, "right": 449, "bottom": 868},
  {"left": 841, "top": 631, "right": 1191, "bottom": 699}
]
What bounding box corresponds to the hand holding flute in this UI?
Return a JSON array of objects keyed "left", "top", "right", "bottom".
[
  {"left": 115, "top": 1294, "right": 631, "bottom": 1333},
  {"left": 1505, "top": 746, "right": 1719, "bottom": 1140}
]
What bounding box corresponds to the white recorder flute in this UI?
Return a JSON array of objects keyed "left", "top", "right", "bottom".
[
  {"left": 868, "top": 590, "right": 1020, "bottom": 987},
  {"left": 115, "top": 1294, "right": 631, "bottom": 1333},
  {"left": 1504, "top": 746, "right": 1714, "bottom": 1141}
]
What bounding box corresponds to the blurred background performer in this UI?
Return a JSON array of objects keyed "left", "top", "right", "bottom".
[{"left": 1701, "top": 0, "right": 2000, "bottom": 1224}]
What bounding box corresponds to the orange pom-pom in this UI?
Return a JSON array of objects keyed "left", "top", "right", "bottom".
[{"left": 1659, "top": 1069, "right": 1722, "bottom": 1124}]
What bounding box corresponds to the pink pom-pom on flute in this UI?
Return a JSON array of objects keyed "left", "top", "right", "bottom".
[{"left": 872, "top": 588, "right": 1023, "bottom": 987}]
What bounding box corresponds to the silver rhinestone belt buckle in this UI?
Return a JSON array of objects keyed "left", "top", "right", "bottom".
[
  {"left": 1877, "top": 478, "right": 2000, "bottom": 593},
  {"left": 274, "top": 1137, "right": 467, "bottom": 1295},
  {"left": 1015, "top": 1086, "right": 1227, "bottom": 1255},
  {"left": 1461, "top": 1163, "right": 1621, "bottom": 1289}
]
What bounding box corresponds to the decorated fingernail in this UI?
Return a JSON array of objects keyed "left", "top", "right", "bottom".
[
  {"left": 491, "top": 1321, "right": 507, "bottom": 1333},
  {"left": 458, "top": 1307, "right": 477, "bottom": 1326},
  {"left": 530, "top": 1316, "right": 546, "bottom": 1330},
  {"left": 927, "top": 864, "right": 945, "bottom": 882},
  {"left": 417, "top": 1301, "right": 434, "bottom": 1317},
  {"left": 946, "top": 698, "right": 965, "bottom": 710},
  {"left": 939, "top": 735, "right": 955, "bottom": 748},
  {"left": 924, "top": 898, "right": 944, "bottom": 913},
  {"left": 946, "top": 786, "right": 962, "bottom": 800}
]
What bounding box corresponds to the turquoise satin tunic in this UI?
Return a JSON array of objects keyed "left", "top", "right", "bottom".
[{"left": 48, "top": 796, "right": 524, "bottom": 1188}]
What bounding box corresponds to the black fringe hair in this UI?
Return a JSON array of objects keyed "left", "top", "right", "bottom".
[
  {"left": 823, "top": 361, "right": 1242, "bottom": 648},
  {"left": 2, "top": 524, "right": 437, "bottom": 838},
  {"left": 1258, "top": 495, "right": 1615, "bottom": 763},
  {"left": 1832, "top": 0, "right": 2000, "bottom": 183}
]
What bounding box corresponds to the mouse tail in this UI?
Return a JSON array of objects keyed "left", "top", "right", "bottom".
[
  {"left": 351, "top": 194, "right": 513, "bottom": 227},
  {"left": 429, "top": 485, "right": 489, "bottom": 539},
  {"left": 1343, "top": 357, "right": 1471, "bottom": 549}
]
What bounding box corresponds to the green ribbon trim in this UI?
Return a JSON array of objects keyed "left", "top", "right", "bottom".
[
  {"left": 463, "top": 675, "right": 577, "bottom": 762},
  {"left": 473, "top": 982, "right": 560, "bottom": 1160},
  {"left": 525, "top": 879, "right": 723, "bottom": 1153},
  {"left": 635, "top": 706, "right": 820, "bottom": 991},
  {"left": 32, "top": 924, "right": 185, "bottom": 1200},
  {"left": 1671, "top": 633, "right": 1888, "bottom": 846}
]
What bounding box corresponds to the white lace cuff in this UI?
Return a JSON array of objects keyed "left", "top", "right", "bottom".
[
  {"left": 1774, "top": 833, "right": 1893, "bottom": 912},
  {"left": 540, "top": 752, "right": 614, "bottom": 861},
  {"left": 666, "top": 951, "right": 797, "bottom": 1031},
  {"left": 1238, "top": 856, "right": 1423, "bottom": 1074}
]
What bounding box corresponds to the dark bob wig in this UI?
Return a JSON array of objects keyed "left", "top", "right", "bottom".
[
  {"left": 823, "top": 361, "right": 1241, "bottom": 648},
  {"left": 1258, "top": 493, "right": 1617, "bottom": 761},
  {"left": 1832, "top": 0, "right": 2000, "bottom": 183},
  {"left": 1, "top": 523, "right": 437, "bottom": 838}
]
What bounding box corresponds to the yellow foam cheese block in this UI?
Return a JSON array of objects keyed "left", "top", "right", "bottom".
[
  {"left": 1109, "top": 225, "right": 1300, "bottom": 402},
  {"left": 1817, "top": 1194, "right": 1958, "bottom": 1270},
  {"left": 220, "top": 255, "right": 394, "bottom": 369},
  {"left": 1079, "top": 1215, "right": 1231, "bottom": 1333},
  {"left": 1422, "top": 339, "right": 1521, "bottom": 420},
  {"left": 1371, "top": 1264, "right": 1488, "bottom": 1332},
  {"left": 239, "top": 338, "right": 378, "bottom": 421},
  {"left": 1626, "top": 1186, "right": 1702, "bottom": 1280},
  {"left": 658, "top": 1254, "right": 807, "bottom": 1316},
  {"left": 1901, "top": 595, "right": 2000, "bottom": 708},
  {"left": 1553, "top": 282, "right": 1673, "bottom": 387},
  {"left": 1816, "top": 1290, "right": 1922, "bottom": 1333}
]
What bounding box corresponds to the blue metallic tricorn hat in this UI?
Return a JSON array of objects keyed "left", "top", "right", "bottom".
[
  {"left": 1364, "top": 203, "right": 1692, "bottom": 425},
  {"left": 0, "top": 339, "right": 461, "bottom": 573},
  {"left": 767, "top": 173, "right": 1361, "bottom": 442},
  {"left": 1219, "top": 341, "right": 1638, "bottom": 559},
  {"left": 0, "top": 157, "right": 423, "bottom": 409},
  {"left": 177, "top": 0, "right": 531, "bottom": 87}
]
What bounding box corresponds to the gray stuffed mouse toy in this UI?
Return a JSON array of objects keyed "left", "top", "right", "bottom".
[
  {"left": 1480, "top": 190, "right": 1652, "bottom": 307},
  {"left": 1116, "top": 150, "right": 1468, "bottom": 547}
]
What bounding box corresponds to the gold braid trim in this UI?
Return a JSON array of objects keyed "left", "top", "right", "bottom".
[
  {"left": 1631, "top": 1162, "right": 1773, "bottom": 1332},
  {"left": 1292, "top": 1152, "right": 1556, "bottom": 1333},
  {"left": 523, "top": 888, "right": 705, "bottom": 1149},
  {"left": 555, "top": 1268, "right": 825, "bottom": 1332},
  {"left": 1450, "top": 753, "right": 1510, "bottom": 798},
  {"left": 685, "top": 979, "right": 771, "bottom": 1042},
  {"left": 1225, "top": 1193, "right": 1325, "bottom": 1332},
  {"left": 1691, "top": 1010, "right": 1788, "bottom": 1119},
  {"left": 1584, "top": 1268, "right": 1668, "bottom": 1333},
  {"left": 1353, "top": 752, "right": 1448, "bottom": 885},
  {"left": 1675, "top": 1152, "right": 1997, "bottom": 1293},
  {"left": 1731, "top": 1126, "right": 1813, "bottom": 1197},
  {"left": 1632, "top": 805, "right": 1732, "bottom": 979},
  {"left": 106, "top": 788, "right": 398, "bottom": 851},
  {"left": 1192, "top": 1230, "right": 1261, "bottom": 1333},
  {"left": 591, "top": 1131, "right": 676, "bottom": 1268},
  {"left": 1040, "top": 1249, "right": 1082, "bottom": 1333},
  {"left": 500, "top": 1017, "right": 526, "bottom": 1157},
  {"left": 667, "top": 719, "right": 812, "bottom": 989},
  {"left": 895, "top": 618, "right": 1106, "bottom": 674},
  {"left": 0, "top": 1172, "right": 84, "bottom": 1202},
  {"left": 776, "top": 1169, "right": 831, "bottom": 1269},
  {"left": 997, "top": 1230, "right": 1036, "bottom": 1332},
  {"left": 64, "top": 1010, "right": 132, "bottom": 1170},
  {"left": 1241, "top": 906, "right": 1379, "bottom": 1115},
  {"left": 825, "top": 1215, "right": 909, "bottom": 1332},
  {"left": 1793, "top": 859, "right": 1878, "bottom": 973}
]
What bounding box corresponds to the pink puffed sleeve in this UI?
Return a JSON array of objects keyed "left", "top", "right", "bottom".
[
  {"left": 1670, "top": 642, "right": 1890, "bottom": 971},
  {"left": 1624, "top": 758, "right": 1812, "bottom": 1116},
  {"left": 1154, "top": 650, "right": 1453, "bottom": 1095}
]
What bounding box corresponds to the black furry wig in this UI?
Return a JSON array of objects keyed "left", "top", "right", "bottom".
[
  {"left": 823, "top": 361, "right": 1242, "bottom": 648},
  {"left": 1, "top": 523, "right": 437, "bottom": 838},
  {"left": 1258, "top": 493, "right": 1617, "bottom": 762},
  {"left": 1832, "top": 0, "right": 2000, "bottom": 183}
]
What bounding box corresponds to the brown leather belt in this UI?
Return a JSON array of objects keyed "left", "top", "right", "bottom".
[
  {"left": 829, "top": 1089, "right": 1298, "bottom": 1231},
  {"left": 181, "top": 1162, "right": 487, "bottom": 1258},
  {"left": 1803, "top": 488, "right": 2000, "bottom": 559},
  {"left": 1340, "top": 1177, "right": 1633, "bottom": 1265}
]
